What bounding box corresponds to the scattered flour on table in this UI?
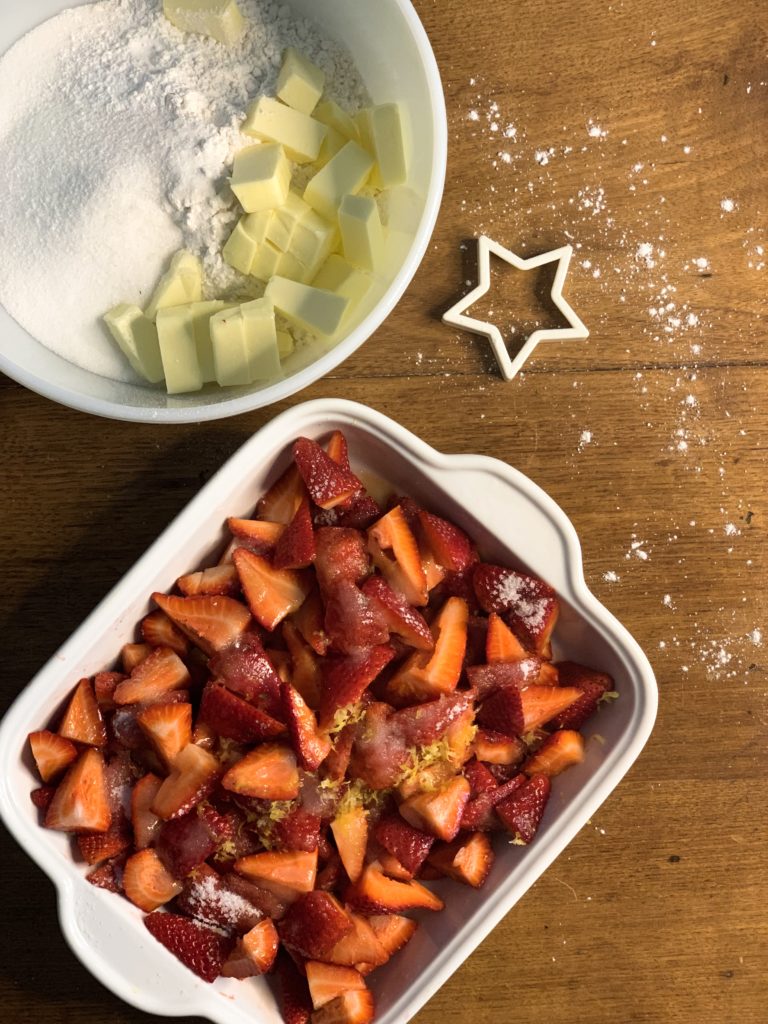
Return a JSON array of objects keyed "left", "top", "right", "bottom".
[{"left": 0, "top": 0, "right": 366, "bottom": 381}]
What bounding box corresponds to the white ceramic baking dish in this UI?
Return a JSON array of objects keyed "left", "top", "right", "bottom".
[{"left": 0, "top": 399, "right": 657, "bottom": 1023}]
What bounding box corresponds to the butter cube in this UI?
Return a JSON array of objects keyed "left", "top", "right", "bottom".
[
  {"left": 250, "top": 240, "right": 309, "bottom": 284},
  {"left": 276, "top": 47, "right": 325, "bottom": 115},
  {"left": 191, "top": 300, "right": 233, "bottom": 382},
  {"left": 339, "top": 194, "right": 385, "bottom": 272},
  {"left": 210, "top": 298, "right": 281, "bottom": 386},
  {"left": 231, "top": 144, "right": 291, "bottom": 213},
  {"left": 266, "top": 191, "right": 312, "bottom": 253},
  {"left": 380, "top": 185, "right": 422, "bottom": 235},
  {"left": 303, "top": 141, "right": 374, "bottom": 222},
  {"left": 145, "top": 250, "right": 203, "bottom": 321},
  {"left": 222, "top": 211, "right": 272, "bottom": 275},
  {"left": 290, "top": 210, "right": 338, "bottom": 274},
  {"left": 313, "top": 125, "right": 347, "bottom": 170},
  {"left": 266, "top": 276, "right": 349, "bottom": 337},
  {"left": 163, "top": 0, "right": 245, "bottom": 45},
  {"left": 314, "top": 100, "right": 359, "bottom": 142},
  {"left": 241, "top": 298, "right": 283, "bottom": 380},
  {"left": 312, "top": 254, "right": 373, "bottom": 320},
  {"left": 243, "top": 96, "right": 326, "bottom": 164},
  {"left": 277, "top": 329, "right": 294, "bottom": 359},
  {"left": 103, "top": 304, "right": 164, "bottom": 384},
  {"left": 157, "top": 306, "right": 204, "bottom": 394},
  {"left": 357, "top": 103, "right": 409, "bottom": 188}
]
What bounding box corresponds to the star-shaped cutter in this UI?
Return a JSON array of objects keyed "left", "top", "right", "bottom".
[{"left": 442, "top": 235, "right": 589, "bottom": 380}]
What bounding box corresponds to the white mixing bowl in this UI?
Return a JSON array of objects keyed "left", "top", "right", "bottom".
[{"left": 0, "top": 0, "right": 447, "bottom": 422}]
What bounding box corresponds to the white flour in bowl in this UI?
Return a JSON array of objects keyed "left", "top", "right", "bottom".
[{"left": 0, "top": 0, "right": 367, "bottom": 381}]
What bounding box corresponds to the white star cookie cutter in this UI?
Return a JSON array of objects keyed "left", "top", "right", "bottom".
[{"left": 442, "top": 235, "right": 589, "bottom": 380}]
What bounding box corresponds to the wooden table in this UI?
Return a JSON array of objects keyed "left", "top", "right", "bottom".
[{"left": 1, "top": 0, "right": 766, "bottom": 1020}]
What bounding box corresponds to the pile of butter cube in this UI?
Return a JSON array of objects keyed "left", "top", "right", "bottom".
[{"left": 104, "top": 10, "right": 410, "bottom": 396}]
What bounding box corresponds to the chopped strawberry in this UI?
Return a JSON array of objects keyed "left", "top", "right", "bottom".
[
  {"left": 290, "top": 586, "right": 331, "bottom": 656},
  {"left": 347, "top": 704, "right": 409, "bottom": 790},
  {"left": 314, "top": 528, "right": 370, "bottom": 592},
  {"left": 144, "top": 910, "right": 232, "bottom": 983},
  {"left": 319, "top": 645, "right": 395, "bottom": 729},
  {"left": 155, "top": 811, "right": 217, "bottom": 877},
  {"left": 226, "top": 872, "right": 292, "bottom": 921},
  {"left": 279, "top": 890, "right": 353, "bottom": 960},
  {"left": 324, "top": 430, "right": 351, "bottom": 468},
  {"left": 110, "top": 691, "right": 189, "bottom": 751},
  {"left": 466, "top": 657, "right": 542, "bottom": 699},
  {"left": 463, "top": 759, "right": 499, "bottom": 796},
  {"left": 242, "top": 918, "right": 279, "bottom": 972},
  {"left": 58, "top": 677, "right": 107, "bottom": 747},
  {"left": 131, "top": 772, "right": 162, "bottom": 849},
  {"left": 306, "top": 962, "right": 366, "bottom": 1011},
  {"left": 227, "top": 517, "right": 286, "bottom": 555},
  {"left": 177, "top": 563, "right": 239, "bottom": 597},
  {"left": 537, "top": 662, "right": 560, "bottom": 685},
  {"left": 367, "top": 506, "right": 427, "bottom": 606},
  {"left": 121, "top": 642, "right": 152, "bottom": 674},
  {"left": 86, "top": 860, "right": 123, "bottom": 893},
  {"left": 556, "top": 660, "right": 614, "bottom": 692},
  {"left": 77, "top": 820, "right": 131, "bottom": 865},
  {"left": 293, "top": 437, "right": 363, "bottom": 510},
  {"left": 283, "top": 621, "right": 323, "bottom": 708},
  {"left": 233, "top": 548, "right": 310, "bottom": 631},
  {"left": 137, "top": 702, "right": 192, "bottom": 767},
  {"left": 367, "top": 914, "right": 417, "bottom": 957},
  {"left": 323, "top": 580, "right": 389, "bottom": 654},
  {"left": 485, "top": 612, "right": 529, "bottom": 662},
  {"left": 392, "top": 690, "right": 475, "bottom": 748},
  {"left": 222, "top": 743, "right": 299, "bottom": 800},
  {"left": 373, "top": 814, "right": 434, "bottom": 876},
  {"left": 282, "top": 681, "right": 332, "bottom": 772},
  {"left": 176, "top": 862, "right": 263, "bottom": 932},
  {"left": 473, "top": 564, "right": 559, "bottom": 657},
  {"left": 113, "top": 647, "right": 191, "bottom": 706},
  {"left": 141, "top": 610, "right": 190, "bottom": 657},
  {"left": 30, "top": 786, "right": 56, "bottom": 812},
  {"left": 495, "top": 773, "right": 551, "bottom": 844},
  {"left": 151, "top": 743, "right": 220, "bottom": 820},
  {"left": 323, "top": 724, "right": 355, "bottom": 782},
  {"left": 44, "top": 748, "right": 111, "bottom": 833},
  {"left": 460, "top": 773, "right": 527, "bottom": 831},
  {"left": 273, "top": 806, "right": 322, "bottom": 853},
  {"left": 235, "top": 848, "right": 318, "bottom": 897},
  {"left": 427, "top": 831, "right": 494, "bottom": 888},
  {"left": 386, "top": 597, "right": 468, "bottom": 703},
  {"left": 323, "top": 493, "right": 383, "bottom": 531},
  {"left": 29, "top": 730, "right": 78, "bottom": 782},
  {"left": 276, "top": 950, "right": 314, "bottom": 1024},
  {"left": 523, "top": 729, "right": 585, "bottom": 777},
  {"left": 472, "top": 729, "right": 526, "bottom": 766},
  {"left": 518, "top": 685, "right": 583, "bottom": 731},
  {"left": 330, "top": 806, "right": 368, "bottom": 883},
  {"left": 417, "top": 510, "right": 476, "bottom": 572},
  {"left": 476, "top": 686, "right": 524, "bottom": 737},
  {"left": 311, "top": 989, "right": 375, "bottom": 1024},
  {"left": 346, "top": 863, "right": 443, "bottom": 914},
  {"left": 360, "top": 576, "right": 434, "bottom": 650},
  {"left": 274, "top": 499, "right": 317, "bottom": 570},
  {"left": 199, "top": 682, "right": 284, "bottom": 744},
  {"left": 123, "top": 847, "right": 182, "bottom": 911},
  {"left": 208, "top": 632, "right": 283, "bottom": 714},
  {"left": 152, "top": 593, "right": 251, "bottom": 656},
  {"left": 549, "top": 662, "right": 614, "bottom": 729},
  {"left": 324, "top": 912, "right": 389, "bottom": 968},
  {"left": 93, "top": 671, "right": 125, "bottom": 707},
  {"left": 399, "top": 775, "right": 471, "bottom": 842}
]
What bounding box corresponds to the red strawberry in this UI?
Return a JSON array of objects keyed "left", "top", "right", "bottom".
[
  {"left": 347, "top": 703, "right": 410, "bottom": 790},
  {"left": 346, "top": 864, "right": 443, "bottom": 914},
  {"left": 233, "top": 548, "right": 310, "bottom": 631},
  {"left": 137, "top": 702, "right": 192, "bottom": 767},
  {"left": 276, "top": 950, "right": 314, "bottom": 1024},
  {"left": 29, "top": 730, "right": 78, "bottom": 783},
  {"left": 485, "top": 612, "right": 529, "bottom": 662},
  {"left": 324, "top": 912, "right": 389, "bottom": 968},
  {"left": 473, "top": 564, "right": 559, "bottom": 657},
  {"left": 324, "top": 429, "right": 351, "bottom": 468},
  {"left": 176, "top": 863, "right": 264, "bottom": 932},
  {"left": 312, "top": 989, "right": 375, "bottom": 1024},
  {"left": 330, "top": 806, "right": 368, "bottom": 883},
  {"left": 399, "top": 775, "right": 471, "bottom": 842},
  {"left": 144, "top": 911, "right": 233, "bottom": 983},
  {"left": 58, "top": 678, "right": 107, "bottom": 747},
  {"left": 177, "top": 563, "right": 239, "bottom": 597},
  {"left": 199, "top": 682, "right": 285, "bottom": 744},
  {"left": 86, "top": 860, "right": 122, "bottom": 893},
  {"left": 226, "top": 872, "right": 292, "bottom": 921},
  {"left": 155, "top": 811, "right": 217, "bottom": 877},
  {"left": 463, "top": 759, "right": 499, "bottom": 797},
  {"left": 93, "top": 671, "right": 125, "bottom": 707},
  {"left": 123, "top": 848, "right": 183, "bottom": 911},
  {"left": 367, "top": 914, "right": 417, "bottom": 957},
  {"left": 152, "top": 593, "right": 251, "bottom": 655},
  {"left": 549, "top": 662, "right": 614, "bottom": 729},
  {"left": 459, "top": 773, "right": 527, "bottom": 831},
  {"left": 324, "top": 580, "right": 389, "bottom": 654},
  {"left": 556, "top": 660, "right": 614, "bottom": 691},
  {"left": 282, "top": 681, "right": 332, "bottom": 772},
  {"left": 222, "top": 917, "right": 279, "bottom": 977},
  {"left": 283, "top": 621, "right": 323, "bottom": 708},
  {"left": 273, "top": 806, "right": 322, "bottom": 853},
  {"left": 518, "top": 685, "right": 583, "bottom": 731},
  {"left": 113, "top": 647, "right": 191, "bottom": 706},
  {"left": 324, "top": 493, "right": 383, "bottom": 531},
  {"left": 417, "top": 510, "right": 476, "bottom": 572},
  {"left": 373, "top": 814, "right": 434, "bottom": 876},
  {"left": 290, "top": 585, "right": 330, "bottom": 656},
  {"left": 467, "top": 658, "right": 542, "bottom": 699},
  {"left": 306, "top": 962, "right": 366, "bottom": 1011},
  {"left": 472, "top": 729, "right": 526, "bottom": 766},
  {"left": 140, "top": 610, "right": 190, "bottom": 657},
  {"left": 151, "top": 743, "right": 220, "bottom": 820},
  {"left": 496, "top": 773, "right": 551, "bottom": 843},
  {"left": 523, "top": 729, "right": 585, "bottom": 777},
  {"left": 257, "top": 462, "right": 306, "bottom": 524},
  {"left": 391, "top": 690, "right": 475, "bottom": 747},
  {"left": 227, "top": 517, "right": 286, "bottom": 555},
  {"left": 323, "top": 724, "right": 355, "bottom": 782},
  {"left": 274, "top": 499, "right": 317, "bottom": 570},
  {"left": 77, "top": 821, "right": 131, "bottom": 865},
  {"left": 367, "top": 506, "right": 427, "bottom": 606},
  {"left": 208, "top": 632, "right": 283, "bottom": 714},
  {"left": 293, "top": 437, "right": 363, "bottom": 510},
  {"left": 45, "top": 748, "right": 111, "bottom": 833},
  {"left": 360, "top": 576, "right": 434, "bottom": 650},
  {"left": 121, "top": 642, "right": 152, "bottom": 674},
  {"left": 279, "top": 890, "right": 353, "bottom": 960},
  {"left": 222, "top": 743, "right": 299, "bottom": 800},
  {"left": 235, "top": 849, "right": 318, "bottom": 897},
  {"left": 314, "top": 528, "right": 370, "bottom": 592},
  {"left": 30, "top": 786, "right": 56, "bottom": 812},
  {"left": 131, "top": 772, "right": 162, "bottom": 849},
  {"left": 386, "top": 596, "right": 468, "bottom": 703},
  {"left": 476, "top": 686, "right": 524, "bottom": 737},
  {"left": 319, "top": 645, "right": 395, "bottom": 729},
  {"left": 427, "top": 831, "right": 494, "bottom": 888}
]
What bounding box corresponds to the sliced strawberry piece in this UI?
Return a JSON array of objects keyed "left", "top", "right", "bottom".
[
  {"left": 346, "top": 864, "right": 443, "bottom": 914},
  {"left": 360, "top": 576, "right": 434, "bottom": 651},
  {"left": 282, "top": 681, "right": 332, "bottom": 772},
  {"left": 549, "top": 680, "right": 606, "bottom": 730},
  {"left": 523, "top": 729, "right": 585, "bottom": 776},
  {"left": 467, "top": 657, "right": 543, "bottom": 700},
  {"left": 176, "top": 862, "right": 263, "bottom": 932},
  {"left": 324, "top": 912, "right": 389, "bottom": 968},
  {"left": 312, "top": 989, "right": 374, "bottom": 1024},
  {"left": 367, "top": 506, "right": 427, "bottom": 606},
  {"left": 473, "top": 564, "right": 559, "bottom": 657},
  {"left": 199, "top": 682, "right": 284, "bottom": 744},
  {"left": 347, "top": 704, "right": 409, "bottom": 791},
  {"left": 177, "top": 563, "right": 239, "bottom": 597},
  {"left": 30, "top": 786, "right": 56, "bottom": 812},
  {"left": 476, "top": 686, "right": 524, "bottom": 737},
  {"left": 326, "top": 494, "right": 383, "bottom": 531},
  {"left": 209, "top": 632, "right": 283, "bottom": 714},
  {"left": 227, "top": 517, "right": 286, "bottom": 555},
  {"left": 113, "top": 647, "right": 191, "bottom": 706},
  {"left": 486, "top": 612, "right": 529, "bottom": 662},
  {"left": 314, "top": 528, "right": 370, "bottom": 592},
  {"left": 417, "top": 510, "right": 476, "bottom": 572},
  {"left": 443, "top": 705, "right": 477, "bottom": 768},
  {"left": 496, "top": 773, "right": 551, "bottom": 843},
  {"left": 144, "top": 911, "right": 232, "bottom": 983},
  {"left": 319, "top": 645, "right": 395, "bottom": 730},
  {"left": 123, "top": 848, "right": 182, "bottom": 911},
  {"left": 257, "top": 462, "right": 306, "bottom": 524},
  {"left": 234, "top": 548, "right": 310, "bottom": 631},
  {"left": 330, "top": 806, "right": 368, "bottom": 883},
  {"left": 290, "top": 585, "right": 331, "bottom": 656},
  {"left": 392, "top": 690, "right": 475, "bottom": 747},
  {"left": 519, "top": 685, "right": 583, "bottom": 731},
  {"left": 556, "top": 660, "right": 614, "bottom": 691},
  {"left": 137, "top": 702, "right": 192, "bottom": 767},
  {"left": 29, "top": 730, "right": 78, "bottom": 783},
  {"left": 77, "top": 820, "right": 131, "bottom": 865},
  {"left": 131, "top": 772, "right": 162, "bottom": 849},
  {"left": 86, "top": 860, "right": 122, "bottom": 893},
  {"left": 151, "top": 743, "right": 220, "bottom": 820},
  {"left": 274, "top": 499, "right": 317, "bottom": 570},
  {"left": 283, "top": 620, "right": 323, "bottom": 708},
  {"left": 242, "top": 918, "right": 279, "bottom": 972},
  {"left": 386, "top": 597, "right": 468, "bottom": 703},
  {"left": 367, "top": 914, "right": 417, "bottom": 957},
  {"left": 306, "top": 962, "right": 365, "bottom": 1011},
  {"left": 293, "top": 437, "right": 363, "bottom": 510},
  {"left": 463, "top": 759, "right": 499, "bottom": 797},
  {"left": 58, "top": 678, "right": 107, "bottom": 747},
  {"left": 324, "top": 580, "right": 389, "bottom": 654},
  {"left": 323, "top": 724, "right": 356, "bottom": 783},
  {"left": 324, "top": 429, "right": 351, "bottom": 468},
  {"left": 274, "top": 806, "right": 322, "bottom": 853},
  {"left": 235, "top": 849, "right": 318, "bottom": 897},
  {"left": 226, "top": 872, "right": 292, "bottom": 921},
  {"left": 93, "top": 671, "right": 125, "bottom": 708},
  {"left": 279, "top": 890, "right": 353, "bottom": 960},
  {"left": 121, "top": 642, "right": 152, "bottom": 674},
  {"left": 141, "top": 610, "right": 190, "bottom": 657},
  {"left": 151, "top": 593, "right": 251, "bottom": 656},
  {"left": 44, "top": 748, "right": 111, "bottom": 833},
  {"left": 427, "top": 831, "right": 494, "bottom": 888},
  {"left": 472, "top": 729, "right": 526, "bottom": 766},
  {"left": 398, "top": 775, "right": 471, "bottom": 842},
  {"left": 277, "top": 951, "right": 314, "bottom": 1024},
  {"left": 155, "top": 811, "right": 217, "bottom": 877},
  {"left": 535, "top": 661, "right": 558, "bottom": 685},
  {"left": 373, "top": 814, "right": 434, "bottom": 876},
  {"left": 222, "top": 743, "right": 299, "bottom": 800},
  {"left": 459, "top": 773, "right": 527, "bottom": 831}
]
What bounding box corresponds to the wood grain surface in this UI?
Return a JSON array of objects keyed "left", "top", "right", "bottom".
[{"left": 1, "top": 1, "right": 767, "bottom": 1022}]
